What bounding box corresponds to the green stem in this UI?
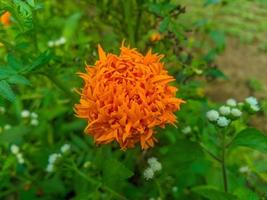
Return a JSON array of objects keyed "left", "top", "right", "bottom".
[
  {"left": 134, "top": 0, "right": 143, "bottom": 45},
  {"left": 67, "top": 163, "right": 128, "bottom": 200},
  {"left": 200, "top": 143, "right": 221, "bottom": 163},
  {"left": 221, "top": 131, "right": 228, "bottom": 193},
  {"left": 155, "top": 179, "right": 164, "bottom": 199},
  {"left": 44, "top": 73, "right": 77, "bottom": 102}
]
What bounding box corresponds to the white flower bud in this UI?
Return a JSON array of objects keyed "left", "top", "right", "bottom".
[
  {"left": 17, "top": 153, "right": 24, "bottom": 164},
  {"left": 21, "top": 110, "right": 30, "bottom": 118},
  {"left": 30, "top": 119, "right": 39, "bottom": 126},
  {"left": 31, "top": 112, "right": 38, "bottom": 119},
  {"left": 231, "top": 108, "right": 242, "bottom": 117},
  {"left": 250, "top": 105, "right": 260, "bottom": 112},
  {"left": 60, "top": 144, "right": 70, "bottom": 153},
  {"left": 46, "top": 163, "right": 54, "bottom": 172},
  {"left": 239, "top": 166, "right": 250, "bottom": 173},
  {"left": 182, "top": 126, "right": 191, "bottom": 134},
  {"left": 48, "top": 153, "right": 61, "bottom": 164},
  {"left": 206, "top": 110, "right": 219, "bottom": 122},
  {"left": 10, "top": 144, "right": 20, "bottom": 154},
  {"left": 143, "top": 168, "right": 154, "bottom": 180},
  {"left": 48, "top": 41, "right": 54, "bottom": 47},
  {"left": 226, "top": 98, "right": 237, "bottom": 107},
  {"left": 219, "top": 106, "right": 231, "bottom": 116},
  {"left": 245, "top": 96, "right": 258, "bottom": 106},
  {"left": 217, "top": 116, "right": 230, "bottom": 127},
  {"left": 4, "top": 124, "right": 11, "bottom": 130}
]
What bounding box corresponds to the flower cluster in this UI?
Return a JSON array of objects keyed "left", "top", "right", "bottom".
[
  {"left": 21, "top": 110, "right": 39, "bottom": 126},
  {"left": 143, "top": 157, "right": 162, "bottom": 180},
  {"left": 10, "top": 144, "right": 25, "bottom": 164},
  {"left": 75, "top": 44, "right": 184, "bottom": 150},
  {"left": 46, "top": 144, "right": 70, "bottom": 173},
  {"left": 48, "top": 37, "right": 66, "bottom": 47},
  {"left": 206, "top": 96, "right": 260, "bottom": 128}
]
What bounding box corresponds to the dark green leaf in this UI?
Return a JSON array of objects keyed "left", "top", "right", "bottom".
[
  {"left": 159, "top": 17, "right": 170, "bottom": 32},
  {"left": 24, "top": 51, "right": 53, "bottom": 72},
  {"left": 230, "top": 128, "right": 267, "bottom": 153},
  {"left": 0, "top": 80, "right": 16, "bottom": 102},
  {"left": 192, "top": 185, "right": 237, "bottom": 200},
  {"left": 7, "top": 54, "right": 22, "bottom": 70}
]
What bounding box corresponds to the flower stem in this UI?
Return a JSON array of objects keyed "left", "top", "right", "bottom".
[
  {"left": 221, "top": 131, "right": 228, "bottom": 193},
  {"left": 67, "top": 162, "right": 128, "bottom": 200}
]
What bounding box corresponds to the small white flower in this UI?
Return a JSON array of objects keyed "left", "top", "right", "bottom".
[
  {"left": 16, "top": 153, "right": 24, "bottom": 164},
  {"left": 48, "top": 153, "right": 61, "bottom": 164},
  {"left": 206, "top": 110, "right": 219, "bottom": 122},
  {"left": 4, "top": 124, "right": 11, "bottom": 130},
  {"left": 48, "top": 41, "right": 54, "bottom": 47},
  {"left": 31, "top": 112, "right": 38, "bottom": 119},
  {"left": 0, "top": 106, "right": 5, "bottom": 114},
  {"left": 11, "top": 144, "right": 20, "bottom": 154},
  {"left": 250, "top": 105, "right": 260, "bottom": 112},
  {"left": 231, "top": 108, "right": 242, "bottom": 117},
  {"left": 172, "top": 186, "right": 178, "bottom": 193},
  {"left": 226, "top": 98, "right": 237, "bottom": 107},
  {"left": 58, "top": 37, "right": 66, "bottom": 45},
  {"left": 143, "top": 168, "right": 154, "bottom": 180},
  {"left": 150, "top": 161, "right": 162, "bottom": 172},
  {"left": 239, "top": 166, "right": 250, "bottom": 173},
  {"left": 147, "top": 157, "right": 158, "bottom": 165},
  {"left": 217, "top": 116, "right": 230, "bottom": 127},
  {"left": 46, "top": 163, "right": 54, "bottom": 172},
  {"left": 60, "top": 144, "right": 70, "bottom": 153},
  {"left": 30, "top": 119, "right": 39, "bottom": 126},
  {"left": 219, "top": 106, "right": 231, "bottom": 116},
  {"left": 182, "top": 126, "right": 191, "bottom": 134},
  {"left": 245, "top": 96, "right": 258, "bottom": 106},
  {"left": 21, "top": 110, "right": 30, "bottom": 118}
]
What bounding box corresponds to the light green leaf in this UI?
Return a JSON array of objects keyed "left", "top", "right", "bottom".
[
  {"left": 192, "top": 185, "right": 237, "bottom": 200},
  {"left": 0, "top": 80, "right": 16, "bottom": 102},
  {"left": 8, "top": 75, "right": 30, "bottom": 85},
  {"left": 63, "top": 12, "right": 82, "bottom": 40},
  {"left": 230, "top": 128, "right": 267, "bottom": 153}
]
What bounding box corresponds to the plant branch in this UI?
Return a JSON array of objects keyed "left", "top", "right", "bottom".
[
  {"left": 221, "top": 131, "right": 228, "bottom": 192},
  {"left": 200, "top": 143, "right": 221, "bottom": 163}
]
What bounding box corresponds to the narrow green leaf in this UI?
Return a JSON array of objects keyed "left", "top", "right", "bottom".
[
  {"left": 0, "top": 80, "right": 16, "bottom": 102},
  {"left": 159, "top": 17, "right": 170, "bottom": 32},
  {"left": 24, "top": 51, "right": 53, "bottom": 72},
  {"left": 230, "top": 128, "right": 267, "bottom": 153},
  {"left": 192, "top": 185, "right": 237, "bottom": 200},
  {"left": 8, "top": 75, "right": 30, "bottom": 85}
]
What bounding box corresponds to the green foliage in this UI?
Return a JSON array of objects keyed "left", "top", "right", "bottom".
[{"left": 0, "top": 0, "right": 266, "bottom": 199}]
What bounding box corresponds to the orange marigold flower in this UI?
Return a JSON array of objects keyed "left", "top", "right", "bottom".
[
  {"left": 0, "top": 11, "right": 11, "bottom": 26},
  {"left": 150, "top": 32, "right": 162, "bottom": 42},
  {"left": 74, "top": 43, "right": 185, "bottom": 150}
]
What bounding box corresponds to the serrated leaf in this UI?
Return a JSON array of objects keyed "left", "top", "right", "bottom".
[
  {"left": 8, "top": 75, "right": 30, "bottom": 85},
  {"left": 192, "top": 185, "right": 237, "bottom": 200},
  {"left": 0, "top": 80, "right": 16, "bottom": 102},
  {"left": 24, "top": 51, "right": 53, "bottom": 72},
  {"left": 230, "top": 128, "right": 267, "bottom": 153},
  {"left": 103, "top": 158, "right": 133, "bottom": 189}
]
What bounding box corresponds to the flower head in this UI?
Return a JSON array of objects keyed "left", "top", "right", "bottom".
[
  {"left": 150, "top": 32, "right": 162, "bottom": 42},
  {"left": 0, "top": 11, "right": 11, "bottom": 26},
  {"left": 206, "top": 110, "right": 219, "bottom": 122},
  {"left": 226, "top": 98, "right": 237, "bottom": 107},
  {"left": 219, "top": 106, "right": 230, "bottom": 116},
  {"left": 217, "top": 116, "right": 230, "bottom": 127},
  {"left": 143, "top": 168, "right": 154, "bottom": 180},
  {"left": 75, "top": 43, "right": 184, "bottom": 150}
]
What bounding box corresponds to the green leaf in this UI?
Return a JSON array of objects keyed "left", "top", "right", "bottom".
[
  {"left": 159, "top": 17, "right": 170, "bottom": 32},
  {"left": 234, "top": 187, "right": 260, "bottom": 200},
  {"left": 0, "top": 80, "right": 16, "bottom": 102},
  {"left": 7, "top": 54, "right": 23, "bottom": 70},
  {"left": 63, "top": 12, "right": 82, "bottom": 40},
  {"left": 23, "top": 51, "right": 53, "bottom": 72},
  {"left": 192, "top": 185, "right": 237, "bottom": 200},
  {"left": 8, "top": 75, "right": 30, "bottom": 85},
  {"left": 230, "top": 128, "right": 267, "bottom": 153},
  {"left": 204, "top": 0, "right": 221, "bottom": 6},
  {"left": 102, "top": 158, "right": 133, "bottom": 189},
  {"left": 0, "top": 68, "right": 16, "bottom": 79},
  {"left": 0, "top": 126, "right": 29, "bottom": 144}
]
